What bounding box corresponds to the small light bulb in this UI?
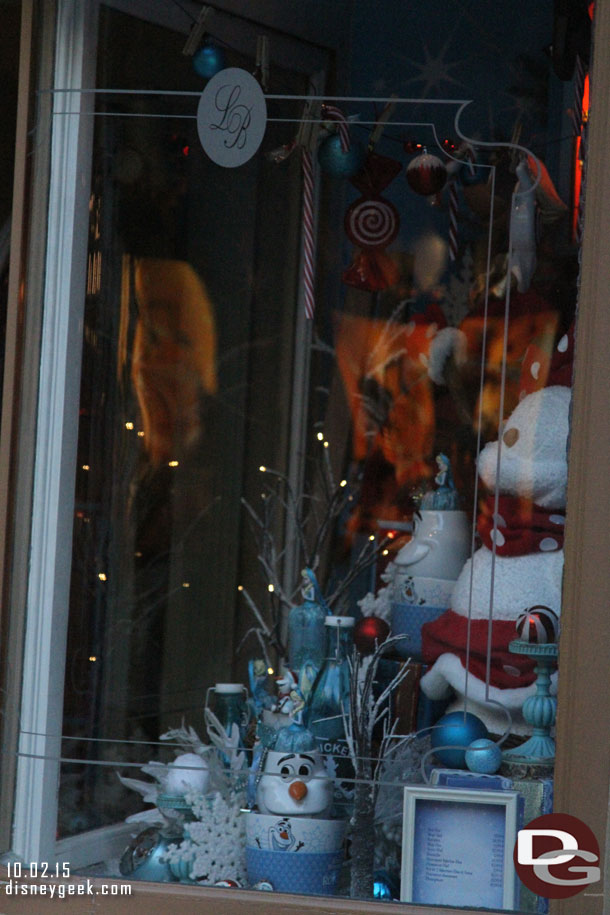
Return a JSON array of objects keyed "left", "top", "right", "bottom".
[
  {"left": 182, "top": 582, "right": 190, "bottom": 588},
  {"left": 137, "top": 430, "right": 145, "bottom": 437},
  {"left": 168, "top": 460, "right": 179, "bottom": 467},
  {"left": 316, "top": 432, "right": 324, "bottom": 441},
  {"left": 125, "top": 421, "right": 134, "bottom": 430},
  {"left": 340, "top": 479, "right": 347, "bottom": 487},
  {"left": 382, "top": 549, "right": 389, "bottom": 556},
  {"left": 82, "top": 464, "right": 90, "bottom": 471},
  {"left": 267, "top": 667, "right": 274, "bottom": 675},
  {"left": 89, "top": 656, "right": 97, "bottom": 662},
  {"left": 259, "top": 465, "right": 267, "bottom": 472},
  {"left": 98, "top": 573, "right": 107, "bottom": 581},
  {"left": 369, "top": 534, "right": 375, "bottom": 542},
  {"left": 268, "top": 583, "right": 275, "bottom": 592},
  {"left": 238, "top": 585, "right": 244, "bottom": 592},
  {"left": 323, "top": 440, "right": 329, "bottom": 448}
]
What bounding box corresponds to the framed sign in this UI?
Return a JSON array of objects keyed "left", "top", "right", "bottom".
[
  {"left": 196, "top": 67, "right": 267, "bottom": 167},
  {"left": 401, "top": 786, "right": 520, "bottom": 910}
]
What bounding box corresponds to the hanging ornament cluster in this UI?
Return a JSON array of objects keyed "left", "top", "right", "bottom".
[
  {"left": 182, "top": 5, "right": 226, "bottom": 80},
  {"left": 405, "top": 149, "right": 448, "bottom": 196},
  {"left": 317, "top": 105, "right": 365, "bottom": 178},
  {"left": 192, "top": 42, "right": 227, "bottom": 79}
]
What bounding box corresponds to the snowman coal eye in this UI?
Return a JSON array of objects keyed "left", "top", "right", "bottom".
[
  {"left": 280, "top": 764, "right": 295, "bottom": 779},
  {"left": 298, "top": 763, "right": 312, "bottom": 777},
  {"left": 503, "top": 427, "right": 519, "bottom": 447}
]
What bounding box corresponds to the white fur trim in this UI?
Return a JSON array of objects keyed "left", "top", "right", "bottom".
[
  {"left": 420, "top": 653, "right": 558, "bottom": 734},
  {"left": 451, "top": 546, "right": 563, "bottom": 621}
]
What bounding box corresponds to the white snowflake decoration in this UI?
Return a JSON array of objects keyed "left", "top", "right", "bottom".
[{"left": 162, "top": 791, "right": 247, "bottom": 885}]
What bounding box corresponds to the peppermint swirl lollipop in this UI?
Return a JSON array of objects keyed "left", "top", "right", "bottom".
[{"left": 345, "top": 197, "right": 399, "bottom": 249}]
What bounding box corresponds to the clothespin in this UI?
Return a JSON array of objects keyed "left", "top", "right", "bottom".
[
  {"left": 296, "top": 99, "right": 323, "bottom": 152},
  {"left": 182, "top": 5, "right": 212, "bottom": 57},
  {"left": 266, "top": 99, "right": 322, "bottom": 164},
  {"left": 253, "top": 35, "right": 270, "bottom": 91},
  {"left": 367, "top": 96, "right": 397, "bottom": 152}
]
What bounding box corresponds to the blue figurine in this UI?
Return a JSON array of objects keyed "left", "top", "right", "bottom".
[
  {"left": 422, "top": 453, "right": 460, "bottom": 510},
  {"left": 248, "top": 659, "right": 276, "bottom": 716}
]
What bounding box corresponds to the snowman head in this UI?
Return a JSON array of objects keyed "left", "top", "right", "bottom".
[
  {"left": 256, "top": 749, "right": 333, "bottom": 818},
  {"left": 477, "top": 386, "right": 571, "bottom": 507}
]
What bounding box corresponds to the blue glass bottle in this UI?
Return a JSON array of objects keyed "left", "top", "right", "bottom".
[
  {"left": 208, "top": 683, "right": 249, "bottom": 764},
  {"left": 287, "top": 569, "right": 329, "bottom": 698},
  {"left": 288, "top": 602, "right": 327, "bottom": 695},
  {"left": 306, "top": 616, "right": 355, "bottom": 814}
]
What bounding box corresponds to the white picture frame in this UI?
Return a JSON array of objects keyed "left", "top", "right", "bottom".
[{"left": 401, "top": 785, "right": 520, "bottom": 910}]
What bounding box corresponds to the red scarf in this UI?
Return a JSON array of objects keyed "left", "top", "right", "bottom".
[
  {"left": 477, "top": 494, "right": 564, "bottom": 557},
  {"left": 421, "top": 610, "right": 536, "bottom": 689}
]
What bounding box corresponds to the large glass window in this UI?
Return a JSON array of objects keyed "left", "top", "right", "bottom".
[{"left": 7, "top": 0, "right": 604, "bottom": 912}]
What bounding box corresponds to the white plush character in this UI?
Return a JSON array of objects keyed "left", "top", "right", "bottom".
[
  {"left": 256, "top": 750, "right": 334, "bottom": 818},
  {"left": 420, "top": 384, "right": 570, "bottom": 734}
]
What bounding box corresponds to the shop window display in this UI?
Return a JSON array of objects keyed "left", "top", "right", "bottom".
[{"left": 9, "top": 0, "right": 597, "bottom": 911}]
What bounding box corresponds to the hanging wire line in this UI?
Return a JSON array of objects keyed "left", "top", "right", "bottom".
[{"left": 40, "top": 87, "right": 472, "bottom": 104}]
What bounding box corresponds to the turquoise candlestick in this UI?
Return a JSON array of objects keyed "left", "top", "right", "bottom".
[{"left": 503, "top": 640, "right": 558, "bottom": 765}]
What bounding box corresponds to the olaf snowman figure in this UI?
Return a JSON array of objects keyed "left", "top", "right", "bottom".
[
  {"left": 256, "top": 747, "right": 334, "bottom": 819},
  {"left": 420, "top": 328, "right": 573, "bottom": 735}
]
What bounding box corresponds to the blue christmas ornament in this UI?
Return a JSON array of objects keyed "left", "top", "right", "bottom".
[
  {"left": 318, "top": 134, "right": 365, "bottom": 178},
  {"left": 192, "top": 42, "right": 226, "bottom": 79},
  {"left": 431, "top": 711, "right": 489, "bottom": 768},
  {"left": 119, "top": 826, "right": 178, "bottom": 883},
  {"left": 465, "top": 737, "right": 503, "bottom": 774},
  {"left": 374, "top": 869, "right": 399, "bottom": 900}
]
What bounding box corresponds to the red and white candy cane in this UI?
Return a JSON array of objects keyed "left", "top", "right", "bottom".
[
  {"left": 448, "top": 178, "right": 459, "bottom": 262},
  {"left": 321, "top": 104, "right": 351, "bottom": 153},
  {"left": 302, "top": 148, "right": 316, "bottom": 320}
]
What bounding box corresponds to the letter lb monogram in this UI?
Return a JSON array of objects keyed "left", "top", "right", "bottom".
[
  {"left": 210, "top": 83, "right": 252, "bottom": 150},
  {"left": 513, "top": 813, "right": 601, "bottom": 899},
  {"left": 197, "top": 67, "right": 267, "bottom": 168}
]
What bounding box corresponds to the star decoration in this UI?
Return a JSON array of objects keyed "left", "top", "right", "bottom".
[{"left": 393, "top": 33, "right": 466, "bottom": 97}]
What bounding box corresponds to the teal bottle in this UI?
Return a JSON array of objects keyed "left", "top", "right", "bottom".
[
  {"left": 306, "top": 616, "right": 355, "bottom": 814},
  {"left": 210, "top": 683, "right": 249, "bottom": 751},
  {"left": 287, "top": 569, "right": 330, "bottom": 698},
  {"left": 288, "top": 597, "right": 327, "bottom": 693}
]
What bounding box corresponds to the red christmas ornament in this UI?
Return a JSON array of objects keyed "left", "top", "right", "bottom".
[
  {"left": 515, "top": 605, "right": 559, "bottom": 644},
  {"left": 354, "top": 616, "right": 390, "bottom": 654},
  {"left": 406, "top": 152, "right": 447, "bottom": 196}
]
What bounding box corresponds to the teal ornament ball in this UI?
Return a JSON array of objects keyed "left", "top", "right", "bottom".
[
  {"left": 465, "top": 737, "right": 502, "bottom": 774},
  {"left": 431, "top": 711, "right": 489, "bottom": 768},
  {"left": 318, "top": 134, "right": 365, "bottom": 178},
  {"left": 193, "top": 43, "right": 227, "bottom": 79},
  {"left": 119, "top": 827, "right": 177, "bottom": 883}
]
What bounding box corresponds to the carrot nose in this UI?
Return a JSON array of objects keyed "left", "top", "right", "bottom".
[{"left": 288, "top": 780, "right": 308, "bottom": 801}]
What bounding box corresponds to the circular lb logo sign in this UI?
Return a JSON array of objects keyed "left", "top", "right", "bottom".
[{"left": 514, "top": 813, "right": 601, "bottom": 899}]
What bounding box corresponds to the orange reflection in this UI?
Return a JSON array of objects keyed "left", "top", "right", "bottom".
[
  {"left": 335, "top": 312, "right": 437, "bottom": 488},
  {"left": 131, "top": 258, "right": 217, "bottom": 466}
]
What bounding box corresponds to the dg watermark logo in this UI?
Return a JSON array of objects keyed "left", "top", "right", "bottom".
[{"left": 514, "top": 813, "right": 601, "bottom": 899}]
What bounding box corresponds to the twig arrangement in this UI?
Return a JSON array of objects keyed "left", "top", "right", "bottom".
[
  {"left": 342, "top": 636, "right": 411, "bottom": 899},
  {"left": 238, "top": 445, "right": 389, "bottom": 666}
]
